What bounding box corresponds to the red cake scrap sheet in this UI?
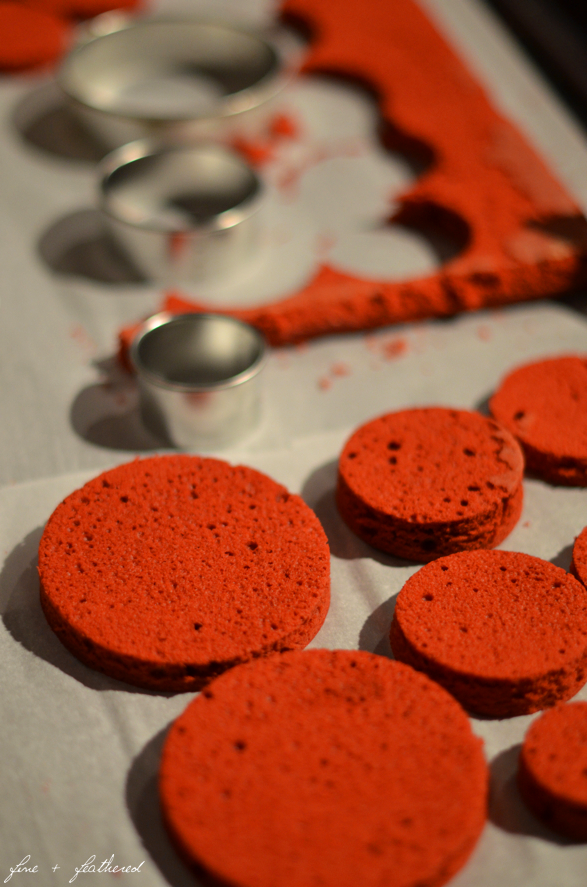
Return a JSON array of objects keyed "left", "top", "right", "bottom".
[{"left": 121, "top": 0, "right": 587, "bottom": 353}]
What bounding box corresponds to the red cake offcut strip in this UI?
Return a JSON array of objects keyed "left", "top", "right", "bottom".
[
  {"left": 490, "top": 355, "right": 587, "bottom": 486},
  {"left": 0, "top": 2, "right": 70, "bottom": 71},
  {"left": 518, "top": 702, "right": 587, "bottom": 840},
  {"left": 119, "top": 0, "right": 587, "bottom": 349},
  {"left": 390, "top": 549, "right": 587, "bottom": 717},
  {"left": 38, "top": 455, "right": 330, "bottom": 692},
  {"left": 160, "top": 649, "right": 488, "bottom": 887},
  {"left": 336, "top": 407, "right": 524, "bottom": 562}
]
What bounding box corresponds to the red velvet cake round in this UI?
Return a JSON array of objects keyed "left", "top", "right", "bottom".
[
  {"left": 0, "top": 2, "right": 70, "bottom": 71},
  {"left": 38, "top": 455, "right": 330, "bottom": 691},
  {"left": 518, "top": 702, "right": 587, "bottom": 840},
  {"left": 336, "top": 407, "right": 524, "bottom": 561},
  {"left": 160, "top": 649, "right": 488, "bottom": 887},
  {"left": 571, "top": 525, "right": 587, "bottom": 587},
  {"left": 490, "top": 354, "right": 587, "bottom": 485},
  {"left": 390, "top": 549, "right": 587, "bottom": 717}
]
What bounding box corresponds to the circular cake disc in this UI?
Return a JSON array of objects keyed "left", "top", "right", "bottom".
[
  {"left": 38, "top": 454, "right": 330, "bottom": 691},
  {"left": 571, "top": 525, "right": 587, "bottom": 587},
  {"left": 391, "top": 549, "right": 587, "bottom": 717},
  {"left": 337, "top": 407, "right": 524, "bottom": 561},
  {"left": 518, "top": 701, "right": 587, "bottom": 840},
  {"left": 490, "top": 354, "right": 587, "bottom": 485},
  {"left": 160, "top": 649, "right": 488, "bottom": 887}
]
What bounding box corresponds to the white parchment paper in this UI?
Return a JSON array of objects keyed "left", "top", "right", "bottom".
[
  {"left": 3, "top": 0, "right": 587, "bottom": 883},
  {"left": 3, "top": 303, "right": 587, "bottom": 887}
]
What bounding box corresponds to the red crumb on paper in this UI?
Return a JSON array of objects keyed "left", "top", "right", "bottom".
[
  {"left": 268, "top": 112, "right": 300, "bottom": 139},
  {"left": 523, "top": 521, "right": 531, "bottom": 528},
  {"left": 70, "top": 323, "right": 96, "bottom": 355},
  {"left": 318, "top": 361, "right": 351, "bottom": 388},
  {"left": 477, "top": 325, "right": 492, "bottom": 341},
  {"left": 331, "top": 362, "right": 351, "bottom": 376},
  {"left": 230, "top": 135, "right": 275, "bottom": 167},
  {"left": 364, "top": 333, "right": 409, "bottom": 360},
  {"left": 316, "top": 233, "right": 337, "bottom": 257},
  {"left": 276, "top": 166, "right": 300, "bottom": 194},
  {"left": 230, "top": 112, "right": 299, "bottom": 168},
  {"left": 382, "top": 337, "right": 408, "bottom": 359}
]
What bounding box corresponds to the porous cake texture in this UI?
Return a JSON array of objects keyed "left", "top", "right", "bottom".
[
  {"left": 336, "top": 407, "right": 524, "bottom": 562},
  {"left": 390, "top": 549, "right": 587, "bottom": 717},
  {"left": 38, "top": 455, "right": 330, "bottom": 691},
  {"left": 518, "top": 702, "right": 587, "bottom": 840},
  {"left": 490, "top": 355, "right": 587, "bottom": 485},
  {"left": 160, "top": 649, "right": 488, "bottom": 887}
]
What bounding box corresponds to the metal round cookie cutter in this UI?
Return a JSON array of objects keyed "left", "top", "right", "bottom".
[
  {"left": 130, "top": 312, "right": 266, "bottom": 450},
  {"left": 97, "top": 139, "right": 264, "bottom": 283},
  {"left": 57, "top": 16, "right": 297, "bottom": 150}
]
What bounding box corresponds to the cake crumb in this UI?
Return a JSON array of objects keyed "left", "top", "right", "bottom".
[
  {"left": 268, "top": 112, "right": 299, "bottom": 139},
  {"left": 382, "top": 338, "right": 408, "bottom": 360},
  {"left": 70, "top": 323, "right": 96, "bottom": 356},
  {"left": 364, "top": 334, "right": 409, "bottom": 360},
  {"left": 316, "top": 233, "right": 337, "bottom": 257},
  {"left": 331, "top": 362, "right": 350, "bottom": 377},
  {"left": 230, "top": 135, "right": 274, "bottom": 167}
]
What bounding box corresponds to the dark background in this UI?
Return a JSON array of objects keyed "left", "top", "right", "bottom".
[{"left": 486, "top": 0, "right": 587, "bottom": 129}]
